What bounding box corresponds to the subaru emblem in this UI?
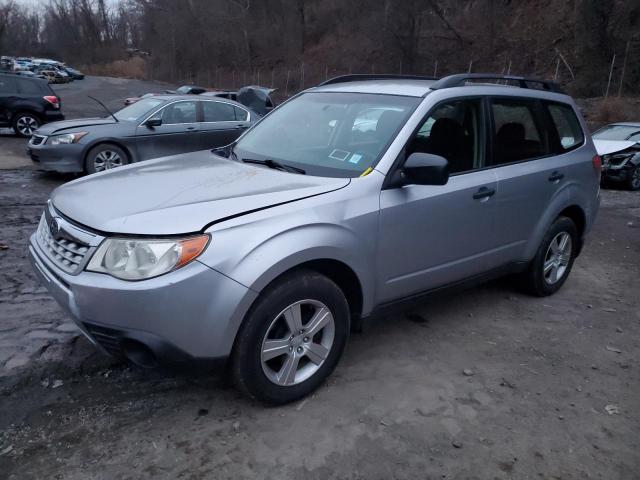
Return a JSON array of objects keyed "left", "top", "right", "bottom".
[{"left": 49, "top": 217, "right": 61, "bottom": 239}]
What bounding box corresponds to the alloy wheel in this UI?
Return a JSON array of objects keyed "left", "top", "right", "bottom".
[
  {"left": 543, "top": 232, "right": 572, "bottom": 285},
  {"left": 631, "top": 167, "right": 640, "bottom": 189},
  {"left": 16, "top": 116, "right": 38, "bottom": 136},
  {"left": 261, "top": 299, "right": 335, "bottom": 386},
  {"left": 93, "top": 150, "right": 123, "bottom": 171}
]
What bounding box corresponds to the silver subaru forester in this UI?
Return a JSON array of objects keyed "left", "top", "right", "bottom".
[{"left": 30, "top": 74, "right": 601, "bottom": 404}]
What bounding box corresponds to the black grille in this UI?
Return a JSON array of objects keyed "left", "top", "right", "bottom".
[
  {"left": 84, "top": 323, "right": 124, "bottom": 357},
  {"left": 36, "top": 214, "right": 90, "bottom": 274},
  {"left": 30, "top": 135, "right": 46, "bottom": 146}
]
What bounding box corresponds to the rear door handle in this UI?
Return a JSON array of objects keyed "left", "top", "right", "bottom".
[
  {"left": 472, "top": 186, "right": 496, "bottom": 200},
  {"left": 548, "top": 171, "right": 564, "bottom": 182},
  {"left": 186, "top": 126, "right": 197, "bottom": 131}
]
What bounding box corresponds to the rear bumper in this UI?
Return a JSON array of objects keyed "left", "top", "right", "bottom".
[
  {"left": 43, "top": 111, "right": 65, "bottom": 123},
  {"left": 29, "top": 233, "right": 258, "bottom": 368}
]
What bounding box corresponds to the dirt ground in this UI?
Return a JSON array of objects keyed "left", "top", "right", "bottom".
[{"left": 0, "top": 77, "right": 639, "bottom": 479}]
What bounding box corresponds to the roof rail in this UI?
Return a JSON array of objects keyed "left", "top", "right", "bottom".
[
  {"left": 319, "top": 74, "right": 437, "bottom": 86},
  {"left": 429, "top": 73, "right": 564, "bottom": 93}
]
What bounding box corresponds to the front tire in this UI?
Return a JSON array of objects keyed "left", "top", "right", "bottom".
[
  {"left": 521, "top": 216, "right": 578, "bottom": 296},
  {"left": 626, "top": 164, "right": 640, "bottom": 191},
  {"left": 86, "top": 144, "right": 129, "bottom": 174},
  {"left": 13, "top": 112, "right": 40, "bottom": 137},
  {"left": 231, "top": 269, "right": 350, "bottom": 405}
]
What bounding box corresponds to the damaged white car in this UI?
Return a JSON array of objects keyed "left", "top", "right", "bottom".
[{"left": 593, "top": 123, "right": 640, "bottom": 190}]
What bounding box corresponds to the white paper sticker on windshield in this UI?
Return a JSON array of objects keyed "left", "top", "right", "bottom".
[
  {"left": 349, "top": 153, "right": 363, "bottom": 164},
  {"left": 329, "top": 149, "right": 350, "bottom": 161}
]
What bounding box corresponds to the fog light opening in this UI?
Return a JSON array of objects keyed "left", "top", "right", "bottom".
[{"left": 122, "top": 339, "right": 157, "bottom": 368}]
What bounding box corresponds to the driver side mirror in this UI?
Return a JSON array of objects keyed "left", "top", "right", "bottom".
[
  {"left": 402, "top": 152, "right": 450, "bottom": 186},
  {"left": 144, "top": 117, "right": 162, "bottom": 128}
]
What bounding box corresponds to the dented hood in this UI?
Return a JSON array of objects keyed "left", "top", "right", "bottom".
[{"left": 51, "top": 150, "right": 349, "bottom": 235}]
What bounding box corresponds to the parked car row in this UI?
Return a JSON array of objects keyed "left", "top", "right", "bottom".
[
  {"left": 25, "top": 83, "right": 276, "bottom": 173},
  {"left": 124, "top": 85, "right": 275, "bottom": 115},
  {"left": 1, "top": 55, "right": 85, "bottom": 84}
]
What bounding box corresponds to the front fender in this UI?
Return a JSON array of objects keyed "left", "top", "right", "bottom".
[{"left": 201, "top": 221, "right": 377, "bottom": 313}]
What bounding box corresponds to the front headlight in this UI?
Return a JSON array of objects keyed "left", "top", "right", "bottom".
[
  {"left": 86, "top": 235, "right": 210, "bottom": 281},
  {"left": 48, "top": 132, "right": 88, "bottom": 145},
  {"left": 608, "top": 153, "right": 633, "bottom": 166}
]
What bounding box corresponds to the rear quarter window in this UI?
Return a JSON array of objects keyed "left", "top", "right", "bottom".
[
  {"left": 545, "top": 102, "right": 584, "bottom": 152},
  {"left": 0, "top": 76, "right": 18, "bottom": 94}
]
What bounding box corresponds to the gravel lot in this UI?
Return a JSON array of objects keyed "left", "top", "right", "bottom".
[{"left": 0, "top": 77, "right": 639, "bottom": 479}]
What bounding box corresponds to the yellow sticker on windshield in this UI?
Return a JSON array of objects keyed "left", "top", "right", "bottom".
[{"left": 360, "top": 167, "right": 373, "bottom": 177}]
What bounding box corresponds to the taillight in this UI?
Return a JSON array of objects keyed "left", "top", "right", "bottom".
[
  {"left": 592, "top": 154, "right": 602, "bottom": 179},
  {"left": 43, "top": 95, "right": 60, "bottom": 109}
]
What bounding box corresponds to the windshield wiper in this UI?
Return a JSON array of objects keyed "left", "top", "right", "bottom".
[{"left": 242, "top": 158, "right": 306, "bottom": 174}]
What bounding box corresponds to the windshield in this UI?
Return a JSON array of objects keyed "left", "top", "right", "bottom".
[
  {"left": 593, "top": 125, "right": 640, "bottom": 141},
  {"left": 114, "top": 97, "right": 165, "bottom": 121},
  {"left": 233, "top": 92, "right": 420, "bottom": 178}
]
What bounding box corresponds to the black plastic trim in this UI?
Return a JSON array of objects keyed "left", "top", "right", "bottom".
[
  {"left": 429, "top": 73, "right": 564, "bottom": 93},
  {"left": 364, "top": 262, "right": 529, "bottom": 320}
]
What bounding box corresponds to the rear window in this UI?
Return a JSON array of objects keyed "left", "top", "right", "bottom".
[{"left": 545, "top": 102, "right": 584, "bottom": 151}]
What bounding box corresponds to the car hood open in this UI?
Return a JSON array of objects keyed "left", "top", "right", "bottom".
[
  {"left": 593, "top": 139, "right": 638, "bottom": 156},
  {"left": 237, "top": 86, "right": 276, "bottom": 115},
  {"left": 36, "top": 117, "right": 118, "bottom": 135},
  {"left": 51, "top": 151, "right": 350, "bottom": 235}
]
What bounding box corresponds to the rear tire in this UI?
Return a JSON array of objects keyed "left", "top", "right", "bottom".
[
  {"left": 12, "top": 112, "right": 40, "bottom": 137},
  {"left": 521, "top": 216, "right": 578, "bottom": 297},
  {"left": 231, "top": 269, "right": 350, "bottom": 405},
  {"left": 86, "top": 144, "right": 129, "bottom": 174}
]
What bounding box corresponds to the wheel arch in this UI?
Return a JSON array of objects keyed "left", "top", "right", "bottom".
[
  {"left": 84, "top": 140, "right": 133, "bottom": 171},
  {"left": 558, "top": 205, "right": 586, "bottom": 239},
  {"left": 265, "top": 259, "right": 364, "bottom": 320},
  {"left": 11, "top": 109, "right": 43, "bottom": 130},
  {"left": 525, "top": 200, "right": 588, "bottom": 261},
  {"left": 11, "top": 109, "right": 42, "bottom": 122}
]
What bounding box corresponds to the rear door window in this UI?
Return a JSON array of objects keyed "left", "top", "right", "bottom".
[
  {"left": 0, "top": 76, "right": 18, "bottom": 94},
  {"left": 545, "top": 102, "right": 584, "bottom": 152},
  {"left": 202, "top": 101, "right": 236, "bottom": 122},
  {"left": 490, "top": 98, "right": 550, "bottom": 165},
  {"left": 17, "top": 80, "right": 43, "bottom": 95}
]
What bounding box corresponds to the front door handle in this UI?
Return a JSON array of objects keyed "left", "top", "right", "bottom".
[
  {"left": 186, "top": 126, "right": 197, "bottom": 131},
  {"left": 473, "top": 186, "right": 496, "bottom": 200},
  {"left": 548, "top": 171, "right": 564, "bottom": 182}
]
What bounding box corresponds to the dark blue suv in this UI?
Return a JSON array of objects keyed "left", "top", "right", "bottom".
[{"left": 0, "top": 73, "right": 64, "bottom": 137}]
